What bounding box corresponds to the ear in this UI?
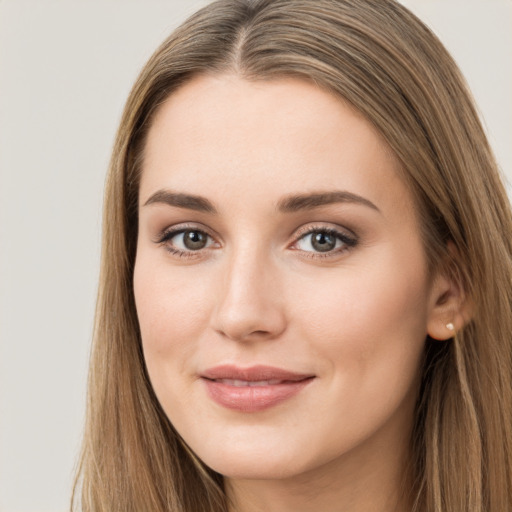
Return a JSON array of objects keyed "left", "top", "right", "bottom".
[{"left": 426, "top": 243, "right": 472, "bottom": 341}]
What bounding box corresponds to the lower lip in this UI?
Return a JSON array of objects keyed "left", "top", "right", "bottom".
[{"left": 202, "top": 378, "right": 314, "bottom": 413}]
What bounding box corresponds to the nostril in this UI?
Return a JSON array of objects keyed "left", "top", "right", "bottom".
[
  {"left": 215, "top": 326, "right": 274, "bottom": 342},
  {"left": 251, "top": 330, "right": 272, "bottom": 336}
]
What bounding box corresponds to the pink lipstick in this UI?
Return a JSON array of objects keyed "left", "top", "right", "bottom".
[{"left": 201, "top": 365, "right": 314, "bottom": 412}]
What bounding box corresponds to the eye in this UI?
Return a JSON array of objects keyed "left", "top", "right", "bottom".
[
  {"left": 175, "top": 230, "right": 211, "bottom": 250},
  {"left": 293, "top": 227, "right": 357, "bottom": 255},
  {"left": 157, "top": 227, "right": 217, "bottom": 256}
]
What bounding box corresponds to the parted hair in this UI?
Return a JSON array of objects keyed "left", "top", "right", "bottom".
[{"left": 72, "top": 1, "right": 512, "bottom": 510}]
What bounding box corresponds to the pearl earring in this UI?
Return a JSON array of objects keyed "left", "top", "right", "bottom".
[{"left": 446, "top": 322, "right": 455, "bottom": 331}]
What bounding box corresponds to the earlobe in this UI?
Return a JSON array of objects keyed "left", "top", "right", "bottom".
[{"left": 427, "top": 315, "right": 459, "bottom": 341}]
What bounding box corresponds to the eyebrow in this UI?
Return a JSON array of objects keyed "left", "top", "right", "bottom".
[
  {"left": 143, "top": 189, "right": 380, "bottom": 214},
  {"left": 276, "top": 191, "right": 380, "bottom": 213},
  {"left": 143, "top": 190, "right": 217, "bottom": 213}
]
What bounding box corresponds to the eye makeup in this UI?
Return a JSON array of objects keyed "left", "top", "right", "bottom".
[
  {"left": 290, "top": 225, "right": 358, "bottom": 259},
  {"left": 154, "top": 223, "right": 218, "bottom": 259},
  {"left": 153, "top": 221, "right": 359, "bottom": 261}
]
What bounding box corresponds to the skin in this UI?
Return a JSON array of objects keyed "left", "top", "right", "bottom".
[{"left": 134, "top": 74, "right": 457, "bottom": 512}]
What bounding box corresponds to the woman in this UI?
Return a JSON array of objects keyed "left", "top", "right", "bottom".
[{"left": 72, "top": 0, "right": 512, "bottom": 510}]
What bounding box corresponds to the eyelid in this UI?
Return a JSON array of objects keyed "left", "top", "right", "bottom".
[
  {"left": 154, "top": 222, "right": 218, "bottom": 244},
  {"left": 293, "top": 223, "right": 357, "bottom": 241}
]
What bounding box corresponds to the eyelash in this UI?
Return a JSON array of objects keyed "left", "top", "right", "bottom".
[
  {"left": 155, "top": 224, "right": 358, "bottom": 260},
  {"left": 292, "top": 225, "right": 358, "bottom": 259},
  {"left": 155, "top": 224, "right": 216, "bottom": 260}
]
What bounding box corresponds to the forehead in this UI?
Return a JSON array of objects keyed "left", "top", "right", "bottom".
[{"left": 140, "top": 73, "right": 413, "bottom": 218}]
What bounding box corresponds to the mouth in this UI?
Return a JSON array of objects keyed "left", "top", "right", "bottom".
[
  {"left": 200, "top": 365, "right": 315, "bottom": 412},
  {"left": 211, "top": 378, "right": 294, "bottom": 387}
]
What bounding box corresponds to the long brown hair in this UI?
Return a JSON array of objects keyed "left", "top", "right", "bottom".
[{"left": 72, "top": 1, "right": 512, "bottom": 510}]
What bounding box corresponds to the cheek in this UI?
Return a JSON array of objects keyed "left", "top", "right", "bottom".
[
  {"left": 292, "top": 253, "right": 429, "bottom": 378},
  {"left": 133, "top": 256, "right": 213, "bottom": 372},
  {"left": 281, "top": 253, "right": 430, "bottom": 455}
]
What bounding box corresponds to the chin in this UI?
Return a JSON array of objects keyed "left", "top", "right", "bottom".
[
  {"left": 188, "top": 436, "right": 317, "bottom": 481},
  {"left": 204, "top": 456, "right": 306, "bottom": 481}
]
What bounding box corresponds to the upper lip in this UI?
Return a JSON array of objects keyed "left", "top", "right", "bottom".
[{"left": 201, "top": 364, "right": 314, "bottom": 382}]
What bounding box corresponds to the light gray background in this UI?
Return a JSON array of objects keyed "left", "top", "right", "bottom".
[{"left": 0, "top": 1, "right": 510, "bottom": 511}]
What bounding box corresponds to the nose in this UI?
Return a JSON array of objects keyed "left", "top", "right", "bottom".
[{"left": 211, "top": 246, "right": 287, "bottom": 343}]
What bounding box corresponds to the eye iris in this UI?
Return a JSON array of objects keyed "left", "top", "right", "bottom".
[
  {"left": 183, "top": 230, "right": 207, "bottom": 250},
  {"left": 311, "top": 231, "right": 336, "bottom": 252}
]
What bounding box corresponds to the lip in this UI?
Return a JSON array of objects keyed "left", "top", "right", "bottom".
[{"left": 200, "top": 365, "right": 315, "bottom": 413}]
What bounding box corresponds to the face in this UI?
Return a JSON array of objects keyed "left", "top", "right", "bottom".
[{"left": 134, "top": 74, "right": 442, "bottom": 482}]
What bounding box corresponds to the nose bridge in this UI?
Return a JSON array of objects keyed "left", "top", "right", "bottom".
[{"left": 212, "top": 239, "right": 286, "bottom": 341}]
